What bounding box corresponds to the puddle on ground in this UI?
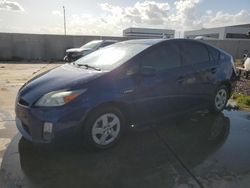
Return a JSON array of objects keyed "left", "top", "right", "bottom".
[{"left": 0, "top": 110, "right": 250, "bottom": 188}]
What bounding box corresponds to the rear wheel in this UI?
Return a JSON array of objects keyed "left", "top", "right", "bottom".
[
  {"left": 243, "top": 71, "right": 249, "bottom": 79},
  {"left": 209, "top": 85, "right": 229, "bottom": 113},
  {"left": 82, "top": 106, "right": 125, "bottom": 150}
]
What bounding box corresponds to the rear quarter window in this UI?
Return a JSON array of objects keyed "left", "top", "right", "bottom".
[{"left": 207, "top": 46, "right": 220, "bottom": 61}]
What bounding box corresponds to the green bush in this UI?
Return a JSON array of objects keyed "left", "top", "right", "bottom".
[{"left": 231, "top": 93, "right": 250, "bottom": 107}]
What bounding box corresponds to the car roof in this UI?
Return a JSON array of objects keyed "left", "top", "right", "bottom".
[
  {"left": 120, "top": 38, "right": 166, "bottom": 45},
  {"left": 118, "top": 38, "right": 207, "bottom": 46},
  {"left": 114, "top": 38, "right": 221, "bottom": 50}
]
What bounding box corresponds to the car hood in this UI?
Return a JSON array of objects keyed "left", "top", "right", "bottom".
[
  {"left": 19, "top": 64, "right": 105, "bottom": 104},
  {"left": 66, "top": 48, "right": 92, "bottom": 53}
]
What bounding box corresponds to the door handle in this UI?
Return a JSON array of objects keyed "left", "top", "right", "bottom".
[
  {"left": 123, "top": 89, "right": 134, "bottom": 94},
  {"left": 210, "top": 67, "right": 217, "bottom": 74},
  {"left": 177, "top": 76, "right": 185, "bottom": 83}
]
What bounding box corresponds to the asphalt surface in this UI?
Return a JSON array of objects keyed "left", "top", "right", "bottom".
[{"left": 0, "top": 63, "right": 250, "bottom": 188}]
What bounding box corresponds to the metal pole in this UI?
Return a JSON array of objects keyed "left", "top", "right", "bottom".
[{"left": 63, "top": 6, "right": 66, "bottom": 35}]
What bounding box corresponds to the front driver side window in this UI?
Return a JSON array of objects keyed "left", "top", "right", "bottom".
[{"left": 140, "top": 42, "right": 181, "bottom": 71}]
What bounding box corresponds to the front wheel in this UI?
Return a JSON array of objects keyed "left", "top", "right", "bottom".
[
  {"left": 82, "top": 107, "right": 125, "bottom": 150},
  {"left": 209, "top": 86, "right": 229, "bottom": 113}
]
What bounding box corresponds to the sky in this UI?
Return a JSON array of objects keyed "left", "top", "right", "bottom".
[{"left": 0, "top": 0, "right": 249, "bottom": 36}]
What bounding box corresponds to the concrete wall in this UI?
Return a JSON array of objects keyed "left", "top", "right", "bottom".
[
  {"left": 204, "top": 39, "right": 250, "bottom": 59},
  {"left": 0, "top": 33, "right": 128, "bottom": 61},
  {"left": 0, "top": 32, "right": 250, "bottom": 60}
]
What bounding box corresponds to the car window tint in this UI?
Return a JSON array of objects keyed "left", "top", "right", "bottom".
[
  {"left": 126, "top": 63, "right": 140, "bottom": 76},
  {"left": 100, "top": 42, "right": 115, "bottom": 48},
  {"left": 208, "top": 46, "right": 220, "bottom": 61},
  {"left": 75, "top": 43, "right": 150, "bottom": 71},
  {"left": 180, "top": 41, "right": 209, "bottom": 65},
  {"left": 140, "top": 42, "right": 181, "bottom": 71}
]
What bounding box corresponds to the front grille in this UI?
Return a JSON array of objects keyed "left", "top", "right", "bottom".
[
  {"left": 67, "top": 52, "right": 73, "bottom": 58},
  {"left": 19, "top": 98, "right": 29, "bottom": 106}
]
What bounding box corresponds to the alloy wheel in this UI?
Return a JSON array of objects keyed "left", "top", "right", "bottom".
[
  {"left": 215, "top": 88, "right": 227, "bottom": 111},
  {"left": 91, "top": 113, "right": 121, "bottom": 145}
]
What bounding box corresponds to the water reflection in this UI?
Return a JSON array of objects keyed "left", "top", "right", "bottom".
[{"left": 155, "top": 112, "right": 230, "bottom": 168}]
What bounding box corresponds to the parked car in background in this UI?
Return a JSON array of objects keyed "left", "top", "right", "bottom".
[
  {"left": 16, "top": 39, "right": 237, "bottom": 149},
  {"left": 194, "top": 36, "right": 218, "bottom": 40},
  {"left": 64, "top": 40, "right": 118, "bottom": 62}
]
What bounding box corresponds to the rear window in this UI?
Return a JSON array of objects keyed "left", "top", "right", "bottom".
[
  {"left": 100, "top": 42, "right": 116, "bottom": 48},
  {"left": 180, "top": 41, "right": 210, "bottom": 65}
]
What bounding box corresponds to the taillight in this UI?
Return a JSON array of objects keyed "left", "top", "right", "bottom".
[
  {"left": 230, "top": 56, "right": 237, "bottom": 74},
  {"left": 230, "top": 56, "right": 239, "bottom": 80}
]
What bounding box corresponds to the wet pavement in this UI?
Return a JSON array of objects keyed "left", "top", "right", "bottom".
[
  {"left": 0, "top": 110, "right": 250, "bottom": 188},
  {"left": 0, "top": 63, "right": 61, "bottom": 165},
  {"left": 1, "top": 63, "right": 250, "bottom": 188}
]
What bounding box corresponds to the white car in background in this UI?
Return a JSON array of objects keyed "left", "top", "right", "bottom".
[{"left": 64, "top": 40, "right": 118, "bottom": 62}]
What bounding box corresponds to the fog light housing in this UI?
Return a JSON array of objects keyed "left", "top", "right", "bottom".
[{"left": 43, "top": 122, "right": 53, "bottom": 140}]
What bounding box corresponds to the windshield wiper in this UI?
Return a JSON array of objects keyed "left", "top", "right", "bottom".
[
  {"left": 71, "top": 62, "right": 101, "bottom": 71},
  {"left": 78, "top": 64, "right": 101, "bottom": 71}
]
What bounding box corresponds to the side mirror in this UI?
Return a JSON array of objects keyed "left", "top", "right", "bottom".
[{"left": 141, "top": 66, "right": 156, "bottom": 77}]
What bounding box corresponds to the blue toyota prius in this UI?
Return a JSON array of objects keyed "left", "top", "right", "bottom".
[{"left": 15, "top": 39, "right": 237, "bottom": 149}]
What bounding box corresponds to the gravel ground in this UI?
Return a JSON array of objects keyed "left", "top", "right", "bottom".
[{"left": 234, "top": 78, "right": 250, "bottom": 95}]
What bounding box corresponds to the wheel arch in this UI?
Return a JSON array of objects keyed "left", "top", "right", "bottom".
[{"left": 220, "top": 81, "right": 232, "bottom": 97}]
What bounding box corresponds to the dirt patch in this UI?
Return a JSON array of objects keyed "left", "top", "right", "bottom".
[
  {"left": 0, "top": 88, "right": 7, "bottom": 91},
  {"left": 235, "top": 78, "right": 250, "bottom": 96}
]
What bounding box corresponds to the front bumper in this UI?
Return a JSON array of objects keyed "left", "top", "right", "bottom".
[
  {"left": 15, "top": 101, "right": 89, "bottom": 143},
  {"left": 16, "top": 117, "right": 49, "bottom": 143}
]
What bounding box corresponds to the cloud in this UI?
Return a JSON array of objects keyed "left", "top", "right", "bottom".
[
  {"left": 0, "top": 0, "right": 24, "bottom": 11},
  {"left": 4, "top": 0, "right": 249, "bottom": 36},
  {"left": 66, "top": 14, "right": 119, "bottom": 36},
  {"left": 97, "top": 0, "right": 204, "bottom": 31},
  {"left": 172, "top": 0, "right": 202, "bottom": 29},
  {"left": 100, "top": 1, "right": 171, "bottom": 26},
  {"left": 203, "top": 10, "right": 250, "bottom": 28},
  {"left": 52, "top": 10, "right": 63, "bottom": 17},
  {"left": 96, "top": 0, "right": 250, "bottom": 35}
]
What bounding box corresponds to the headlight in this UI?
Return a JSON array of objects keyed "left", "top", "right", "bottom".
[{"left": 35, "top": 89, "right": 87, "bottom": 107}]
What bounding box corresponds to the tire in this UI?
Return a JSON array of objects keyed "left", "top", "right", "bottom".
[
  {"left": 236, "top": 69, "right": 241, "bottom": 77},
  {"left": 82, "top": 106, "right": 125, "bottom": 150},
  {"left": 243, "top": 71, "right": 249, "bottom": 79},
  {"left": 209, "top": 85, "right": 229, "bottom": 113}
]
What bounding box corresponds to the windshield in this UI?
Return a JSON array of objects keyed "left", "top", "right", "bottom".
[
  {"left": 80, "top": 40, "right": 102, "bottom": 49},
  {"left": 75, "top": 42, "right": 150, "bottom": 71}
]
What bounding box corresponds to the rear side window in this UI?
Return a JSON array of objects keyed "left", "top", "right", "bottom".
[
  {"left": 207, "top": 46, "right": 220, "bottom": 61},
  {"left": 100, "top": 42, "right": 115, "bottom": 48},
  {"left": 180, "top": 41, "right": 209, "bottom": 65},
  {"left": 140, "top": 42, "right": 181, "bottom": 71}
]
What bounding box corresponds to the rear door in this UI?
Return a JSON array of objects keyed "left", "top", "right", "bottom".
[{"left": 177, "top": 40, "right": 215, "bottom": 109}]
